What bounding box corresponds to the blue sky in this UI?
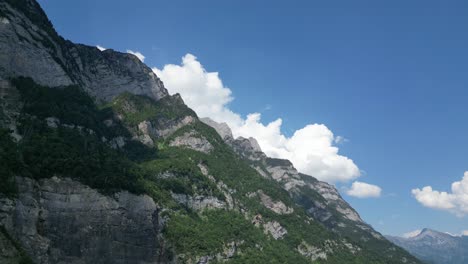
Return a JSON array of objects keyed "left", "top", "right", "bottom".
[{"left": 37, "top": 0, "right": 468, "bottom": 236}]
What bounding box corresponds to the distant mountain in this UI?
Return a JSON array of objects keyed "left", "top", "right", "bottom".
[{"left": 386, "top": 228, "right": 468, "bottom": 264}]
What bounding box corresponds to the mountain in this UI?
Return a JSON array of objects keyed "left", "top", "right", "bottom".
[
  {"left": 0, "top": 0, "right": 421, "bottom": 263},
  {"left": 386, "top": 229, "right": 468, "bottom": 264}
]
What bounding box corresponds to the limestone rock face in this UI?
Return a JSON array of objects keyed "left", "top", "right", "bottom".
[
  {"left": 169, "top": 131, "right": 213, "bottom": 153},
  {"left": 0, "top": 0, "right": 168, "bottom": 102},
  {"left": 171, "top": 193, "right": 225, "bottom": 211},
  {"left": 200, "top": 117, "right": 233, "bottom": 140},
  {"left": 67, "top": 45, "right": 168, "bottom": 102},
  {"left": 0, "top": 177, "right": 171, "bottom": 264},
  {"left": 255, "top": 190, "right": 293, "bottom": 215},
  {"left": 297, "top": 241, "right": 328, "bottom": 261},
  {"left": 264, "top": 221, "right": 287, "bottom": 240},
  {"left": 0, "top": 2, "right": 73, "bottom": 87}
]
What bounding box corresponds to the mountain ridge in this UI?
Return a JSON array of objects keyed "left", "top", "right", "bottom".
[
  {"left": 0, "top": 0, "right": 421, "bottom": 263},
  {"left": 386, "top": 228, "right": 468, "bottom": 264}
]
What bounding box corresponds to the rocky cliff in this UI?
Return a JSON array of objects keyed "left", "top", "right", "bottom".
[
  {"left": 0, "top": 177, "right": 171, "bottom": 264},
  {"left": 0, "top": 0, "right": 167, "bottom": 102},
  {"left": 0, "top": 1, "right": 421, "bottom": 263}
]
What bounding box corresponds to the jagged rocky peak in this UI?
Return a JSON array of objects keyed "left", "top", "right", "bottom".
[
  {"left": 237, "top": 136, "right": 263, "bottom": 152},
  {"left": 200, "top": 117, "right": 233, "bottom": 140},
  {"left": 199, "top": 117, "right": 262, "bottom": 152},
  {"left": 0, "top": 0, "right": 168, "bottom": 102}
]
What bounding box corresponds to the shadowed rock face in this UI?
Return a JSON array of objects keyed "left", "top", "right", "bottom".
[
  {"left": 0, "top": 177, "right": 171, "bottom": 264},
  {"left": 0, "top": 0, "right": 168, "bottom": 102}
]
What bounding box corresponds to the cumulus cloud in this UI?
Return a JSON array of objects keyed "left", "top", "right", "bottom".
[
  {"left": 96, "top": 45, "right": 106, "bottom": 51},
  {"left": 402, "top": 229, "right": 421, "bottom": 238},
  {"left": 126, "top": 50, "right": 145, "bottom": 62},
  {"left": 346, "top": 181, "right": 382, "bottom": 198},
  {"left": 412, "top": 171, "right": 468, "bottom": 216},
  {"left": 152, "top": 53, "right": 362, "bottom": 183}
]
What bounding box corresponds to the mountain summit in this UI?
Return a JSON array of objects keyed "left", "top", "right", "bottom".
[
  {"left": 0, "top": 0, "right": 421, "bottom": 263},
  {"left": 387, "top": 228, "right": 468, "bottom": 264}
]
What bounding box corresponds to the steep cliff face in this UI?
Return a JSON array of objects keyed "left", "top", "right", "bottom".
[
  {"left": 0, "top": 177, "right": 171, "bottom": 264},
  {"left": 0, "top": 0, "right": 167, "bottom": 102},
  {"left": 0, "top": 1, "right": 422, "bottom": 263}
]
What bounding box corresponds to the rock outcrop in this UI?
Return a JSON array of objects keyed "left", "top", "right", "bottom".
[
  {"left": 200, "top": 118, "right": 233, "bottom": 140},
  {"left": 255, "top": 190, "right": 293, "bottom": 215},
  {"left": 171, "top": 193, "right": 225, "bottom": 211},
  {"left": 0, "top": 177, "right": 171, "bottom": 264},
  {"left": 169, "top": 131, "right": 213, "bottom": 153},
  {"left": 264, "top": 221, "right": 288, "bottom": 240},
  {"left": 0, "top": 0, "right": 167, "bottom": 102}
]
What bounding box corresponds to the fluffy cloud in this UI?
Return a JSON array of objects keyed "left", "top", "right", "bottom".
[
  {"left": 96, "top": 45, "right": 106, "bottom": 51},
  {"left": 126, "top": 50, "right": 145, "bottom": 62},
  {"left": 152, "top": 54, "right": 362, "bottom": 183},
  {"left": 402, "top": 230, "right": 421, "bottom": 238},
  {"left": 412, "top": 172, "right": 468, "bottom": 216},
  {"left": 346, "top": 181, "right": 382, "bottom": 198}
]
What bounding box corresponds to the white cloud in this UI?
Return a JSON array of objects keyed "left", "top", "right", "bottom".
[
  {"left": 412, "top": 171, "right": 468, "bottom": 216},
  {"left": 402, "top": 229, "right": 421, "bottom": 238},
  {"left": 152, "top": 53, "right": 362, "bottom": 183},
  {"left": 96, "top": 45, "right": 106, "bottom": 51},
  {"left": 462, "top": 230, "right": 468, "bottom": 236},
  {"left": 346, "top": 181, "right": 382, "bottom": 198},
  {"left": 126, "top": 49, "right": 145, "bottom": 62}
]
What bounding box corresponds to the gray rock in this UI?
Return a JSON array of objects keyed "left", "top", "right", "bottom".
[
  {"left": 0, "top": 1, "right": 168, "bottom": 102},
  {"left": 155, "top": 115, "right": 196, "bottom": 138},
  {"left": 197, "top": 164, "right": 235, "bottom": 210},
  {"left": 200, "top": 117, "right": 233, "bottom": 140},
  {"left": 171, "top": 193, "right": 225, "bottom": 211},
  {"left": 297, "top": 241, "right": 328, "bottom": 261},
  {"left": 255, "top": 190, "right": 293, "bottom": 215},
  {"left": 0, "top": 2, "right": 73, "bottom": 87},
  {"left": 109, "top": 136, "right": 126, "bottom": 149},
  {"left": 0, "top": 177, "right": 171, "bottom": 264},
  {"left": 45, "top": 117, "right": 60, "bottom": 128},
  {"left": 169, "top": 131, "right": 213, "bottom": 153},
  {"left": 264, "top": 221, "right": 287, "bottom": 240}
]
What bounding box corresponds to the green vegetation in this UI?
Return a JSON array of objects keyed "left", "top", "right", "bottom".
[
  {"left": 11, "top": 77, "right": 147, "bottom": 194},
  {"left": 0, "top": 129, "right": 20, "bottom": 196},
  {"left": 109, "top": 92, "right": 196, "bottom": 126},
  {"left": 165, "top": 210, "right": 310, "bottom": 264},
  {"left": 0, "top": 77, "right": 419, "bottom": 263}
]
